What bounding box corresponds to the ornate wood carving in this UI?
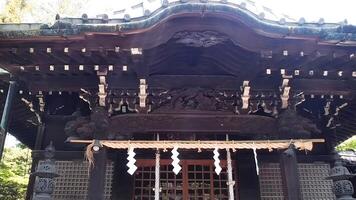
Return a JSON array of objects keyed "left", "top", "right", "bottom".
[
  {"left": 277, "top": 109, "right": 321, "bottom": 139},
  {"left": 108, "top": 89, "right": 138, "bottom": 115},
  {"left": 149, "top": 87, "right": 237, "bottom": 113},
  {"left": 64, "top": 107, "right": 109, "bottom": 139},
  {"left": 173, "top": 31, "right": 228, "bottom": 47},
  {"left": 62, "top": 88, "right": 324, "bottom": 141},
  {"left": 63, "top": 110, "right": 321, "bottom": 141}
]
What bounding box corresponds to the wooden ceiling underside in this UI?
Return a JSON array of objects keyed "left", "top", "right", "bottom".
[{"left": 0, "top": 81, "right": 37, "bottom": 148}]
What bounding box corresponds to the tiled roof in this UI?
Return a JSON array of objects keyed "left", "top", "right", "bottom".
[
  {"left": 85, "top": 0, "right": 347, "bottom": 24},
  {"left": 0, "top": 0, "right": 356, "bottom": 41}
]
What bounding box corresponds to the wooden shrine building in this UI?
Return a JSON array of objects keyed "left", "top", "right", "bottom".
[{"left": 0, "top": 0, "right": 356, "bottom": 199}]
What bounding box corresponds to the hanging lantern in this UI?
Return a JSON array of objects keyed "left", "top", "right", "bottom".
[
  {"left": 171, "top": 147, "right": 181, "bottom": 175},
  {"left": 213, "top": 148, "right": 222, "bottom": 175},
  {"left": 326, "top": 155, "right": 356, "bottom": 200},
  {"left": 126, "top": 147, "right": 137, "bottom": 175}
]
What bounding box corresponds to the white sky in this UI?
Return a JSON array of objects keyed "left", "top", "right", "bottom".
[
  {"left": 260, "top": 0, "right": 356, "bottom": 23},
  {"left": 5, "top": 134, "right": 19, "bottom": 148},
  {"left": 0, "top": 0, "right": 355, "bottom": 24},
  {"left": 82, "top": 0, "right": 356, "bottom": 24}
]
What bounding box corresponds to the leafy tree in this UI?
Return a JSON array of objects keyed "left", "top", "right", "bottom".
[
  {"left": 0, "top": 145, "right": 32, "bottom": 200},
  {"left": 0, "top": 0, "right": 30, "bottom": 23},
  {"left": 336, "top": 136, "right": 356, "bottom": 151},
  {"left": 0, "top": 0, "right": 88, "bottom": 24}
]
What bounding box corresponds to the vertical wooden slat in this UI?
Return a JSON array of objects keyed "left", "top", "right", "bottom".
[
  {"left": 182, "top": 160, "right": 189, "bottom": 200},
  {"left": 210, "top": 165, "right": 215, "bottom": 199}
]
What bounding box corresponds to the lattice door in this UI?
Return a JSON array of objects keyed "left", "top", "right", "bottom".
[
  {"left": 133, "top": 159, "right": 235, "bottom": 200},
  {"left": 133, "top": 163, "right": 183, "bottom": 199}
]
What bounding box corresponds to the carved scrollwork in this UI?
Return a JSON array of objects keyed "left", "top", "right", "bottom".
[
  {"left": 173, "top": 31, "right": 229, "bottom": 47},
  {"left": 150, "top": 87, "right": 237, "bottom": 113},
  {"left": 277, "top": 109, "right": 321, "bottom": 139},
  {"left": 64, "top": 107, "right": 109, "bottom": 139},
  {"left": 108, "top": 89, "right": 138, "bottom": 115}
]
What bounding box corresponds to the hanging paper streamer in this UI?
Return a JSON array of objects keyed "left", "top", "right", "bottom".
[
  {"left": 253, "top": 147, "right": 259, "bottom": 175},
  {"left": 213, "top": 148, "right": 222, "bottom": 175},
  {"left": 171, "top": 147, "right": 181, "bottom": 175},
  {"left": 127, "top": 147, "right": 138, "bottom": 175}
]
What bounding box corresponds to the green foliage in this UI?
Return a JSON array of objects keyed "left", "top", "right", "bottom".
[
  {"left": 336, "top": 136, "right": 356, "bottom": 151},
  {"left": 0, "top": 177, "right": 24, "bottom": 200},
  {"left": 0, "top": 145, "right": 32, "bottom": 200}
]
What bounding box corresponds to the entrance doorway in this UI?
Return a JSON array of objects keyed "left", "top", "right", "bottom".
[{"left": 133, "top": 159, "right": 236, "bottom": 200}]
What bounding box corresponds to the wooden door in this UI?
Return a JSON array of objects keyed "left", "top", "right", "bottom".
[{"left": 133, "top": 159, "right": 235, "bottom": 200}]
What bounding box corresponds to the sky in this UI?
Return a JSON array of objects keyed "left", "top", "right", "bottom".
[
  {"left": 4, "top": 134, "right": 19, "bottom": 147},
  {"left": 1, "top": 0, "right": 355, "bottom": 24},
  {"left": 256, "top": 0, "right": 356, "bottom": 23},
  {"left": 80, "top": 0, "right": 356, "bottom": 24}
]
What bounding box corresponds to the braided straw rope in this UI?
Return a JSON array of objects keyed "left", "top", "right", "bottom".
[{"left": 73, "top": 139, "right": 324, "bottom": 151}]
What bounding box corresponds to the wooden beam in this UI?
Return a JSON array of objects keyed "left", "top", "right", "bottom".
[
  {"left": 292, "top": 79, "right": 354, "bottom": 96},
  {"left": 27, "top": 75, "right": 98, "bottom": 92},
  {"left": 108, "top": 113, "right": 277, "bottom": 135},
  {"left": 71, "top": 139, "right": 324, "bottom": 151},
  {"left": 30, "top": 150, "right": 85, "bottom": 160}
]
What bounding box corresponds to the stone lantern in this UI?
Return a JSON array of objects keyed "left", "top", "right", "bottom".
[
  {"left": 32, "top": 142, "right": 59, "bottom": 200},
  {"left": 326, "top": 153, "right": 355, "bottom": 200}
]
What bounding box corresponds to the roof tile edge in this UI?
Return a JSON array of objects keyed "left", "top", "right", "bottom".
[{"left": 0, "top": 1, "right": 355, "bottom": 41}]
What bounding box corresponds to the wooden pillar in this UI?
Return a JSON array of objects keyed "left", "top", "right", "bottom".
[
  {"left": 25, "top": 122, "right": 45, "bottom": 200},
  {"left": 0, "top": 80, "right": 17, "bottom": 160},
  {"left": 88, "top": 148, "right": 107, "bottom": 200},
  {"left": 236, "top": 150, "right": 261, "bottom": 200},
  {"left": 280, "top": 145, "right": 302, "bottom": 200},
  {"left": 111, "top": 150, "right": 134, "bottom": 200}
]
